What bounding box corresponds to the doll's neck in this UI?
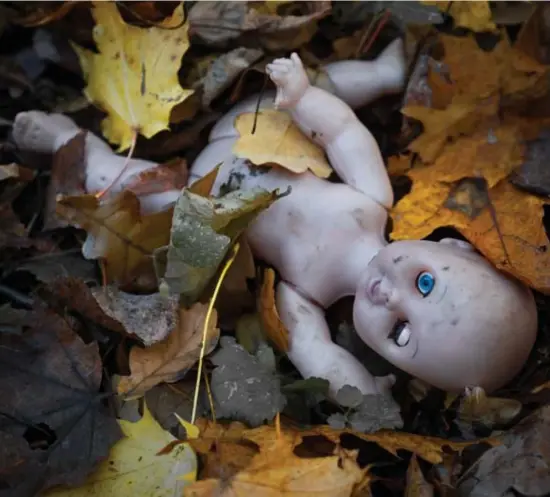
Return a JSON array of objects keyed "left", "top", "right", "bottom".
[{"left": 332, "top": 234, "right": 387, "bottom": 303}]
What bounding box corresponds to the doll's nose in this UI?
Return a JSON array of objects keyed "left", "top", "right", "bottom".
[{"left": 371, "top": 278, "right": 396, "bottom": 307}]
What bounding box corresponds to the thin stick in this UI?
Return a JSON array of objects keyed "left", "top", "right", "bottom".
[{"left": 190, "top": 243, "right": 240, "bottom": 424}]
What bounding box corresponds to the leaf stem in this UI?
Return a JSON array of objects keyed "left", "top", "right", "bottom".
[
  {"left": 95, "top": 129, "right": 138, "bottom": 200},
  {"left": 190, "top": 242, "right": 240, "bottom": 424}
]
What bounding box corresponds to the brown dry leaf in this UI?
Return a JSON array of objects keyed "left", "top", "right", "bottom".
[
  {"left": 56, "top": 191, "right": 172, "bottom": 288},
  {"left": 406, "top": 455, "right": 433, "bottom": 497},
  {"left": 311, "top": 425, "right": 490, "bottom": 465},
  {"left": 259, "top": 268, "right": 289, "bottom": 353},
  {"left": 45, "top": 132, "right": 87, "bottom": 230},
  {"left": 185, "top": 423, "right": 368, "bottom": 497},
  {"left": 188, "top": 1, "right": 331, "bottom": 51},
  {"left": 91, "top": 286, "right": 180, "bottom": 346},
  {"left": 124, "top": 157, "right": 188, "bottom": 197},
  {"left": 422, "top": 1, "right": 496, "bottom": 33},
  {"left": 458, "top": 405, "right": 550, "bottom": 496},
  {"left": 117, "top": 302, "right": 219, "bottom": 398},
  {"left": 234, "top": 110, "right": 332, "bottom": 178}
]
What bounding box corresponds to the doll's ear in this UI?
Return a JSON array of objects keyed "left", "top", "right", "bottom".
[{"left": 439, "top": 238, "right": 475, "bottom": 252}]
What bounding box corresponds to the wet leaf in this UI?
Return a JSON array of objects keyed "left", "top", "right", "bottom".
[
  {"left": 234, "top": 110, "right": 333, "bottom": 178},
  {"left": 91, "top": 286, "right": 180, "bottom": 346},
  {"left": 0, "top": 309, "right": 122, "bottom": 495},
  {"left": 124, "top": 157, "right": 189, "bottom": 198},
  {"left": 72, "top": 2, "right": 194, "bottom": 151},
  {"left": 156, "top": 187, "right": 282, "bottom": 304},
  {"left": 117, "top": 302, "right": 219, "bottom": 398},
  {"left": 56, "top": 191, "right": 172, "bottom": 289},
  {"left": 44, "top": 403, "right": 197, "bottom": 497},
  {"left": 210, "top": 336, "right": 287, "bottom": 427}
]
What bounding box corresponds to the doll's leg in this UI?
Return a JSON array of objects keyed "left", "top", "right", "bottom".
[
  {"left": 323, "top": 38, "right": 406, "bottom": 109},
  {"left": 12, "top": 111, "right": 161, "bottom": 201},
  {"left": 267, "top": 55, "right": 393, "bottom": 208},
  {"left": 276, "top": 281, "right": 393, "bottom": 399}
]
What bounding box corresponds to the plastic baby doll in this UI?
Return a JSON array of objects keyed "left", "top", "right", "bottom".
[{"left": 12, "top": 39, "right": 538, "bottom": 399}]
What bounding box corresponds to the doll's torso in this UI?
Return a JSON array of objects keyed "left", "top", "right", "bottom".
[{"left": 189, "top": 94, "right": 388, "bottom": 306}]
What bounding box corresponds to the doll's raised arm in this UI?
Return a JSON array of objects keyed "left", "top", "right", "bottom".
[
  {"left": 267, "top": 54, "right": 394, "bottom": 209},
  {"left": 276, "top": 281, "right": 392, "bottom": 398}
]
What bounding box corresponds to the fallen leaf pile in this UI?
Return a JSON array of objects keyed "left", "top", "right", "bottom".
[
  {"left": 389, "top": 23, "right": 550, "bottom": 292},
  {"left": 1, "top": 2, "right": 550, "bottom": 497}
]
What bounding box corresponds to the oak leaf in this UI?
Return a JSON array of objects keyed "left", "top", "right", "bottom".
[
  {"left": 72, "top": 2, "right": 194, "bottom": 151},
  {"left": 56, "top": 191, "right": 172, "bottom": 288},
  {"left": 44, "top": 403, "right": 197, "bottom": 497},
  {"left": 233, "top": 110, "right": 332, "bottom": 178},
  {"left": 117, "top": 302, "right": 219, "bottom": 398}
]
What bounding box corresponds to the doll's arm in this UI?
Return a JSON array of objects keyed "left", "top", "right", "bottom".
[
  {"left": 276, "top": 281, "right": 392, "bottom": 399},
  {"left": 267, "top": 55, "right": 394, "bottom": 209}
]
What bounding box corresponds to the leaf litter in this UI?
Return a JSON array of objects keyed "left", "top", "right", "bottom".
[{"left": 1, "top": 2, "right": 550, "bottom": 497}]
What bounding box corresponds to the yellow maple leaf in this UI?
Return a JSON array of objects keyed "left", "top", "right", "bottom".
[
  {"left": 44, "top": 403, "right": 197, "bottom": 497},
  {"left": 390, "top": 177, "right": 550, "bottom": 294},
  {"left": 186, "top": 423, "right": 368, "bottom": 497},
  {"left": 233, "top": 109, "right": 333, "bottom": 178},
  {"left": 72, "top": 2, "right": 194, "bottom": 151},
  {"left": 423, "top": 1, "right": 496, "bottom": 32},
  {"left": 403, "top": 34, "right": 548, "bottom": 163}
]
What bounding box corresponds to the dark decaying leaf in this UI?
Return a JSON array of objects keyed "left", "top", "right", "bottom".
[
  {"left": 44, "top": 131, "right": 86, "bottom": 230},
  {"left": 91, "top": 286, "right": 179, "bottom": 346},
  {"left": 328, "top": 385, "right": 403, "bottom": 433},
  {"left": 123, "top": 157, "right": 189, "bottom": 197},
  {"left": 458, "top": 405, "right": 550, "bottom": 497},
  {"left": 189, "top": 1, "right": 331, "bottom": 50},
  {"left": 0, "top": 304, "right": 30, "bottom": 335},
  {"left": 200, "top": 47, "right": 264, "bottom": 107},
  {"left": 16, "top": 252, "right": 98, "bottom": 285},
  {"left": 0, "top": 309, "right": 122, "bottom": 497},
  {"left": 406, "top": 455, "right": 434, "bottom": 497},
  {"left": 511, "top": 128, "right": 550, "bottom": 197},
  {"left": 210, "top": 336, "right": 287, "bottom": 427},
  {"left": 155, "top": 186, "right": 282, "bottom": 305}
]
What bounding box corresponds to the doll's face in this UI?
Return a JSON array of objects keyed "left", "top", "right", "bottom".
[{"left": 352, "top": 239, "right": 537, "bottom": 392}]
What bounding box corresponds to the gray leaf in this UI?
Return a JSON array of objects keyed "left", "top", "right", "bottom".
[
  {"left": 348, "top": 393, "right": 403, "bottom": 433},
  {"left": 210, "top": 336, "right": 286, "bottom": 427},
  {"left": 327, "top": 413, "right": 348, "bottom": 430}
]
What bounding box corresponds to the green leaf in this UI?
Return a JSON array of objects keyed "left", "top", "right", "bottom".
[{"left": 155, "top": 186, "right": 282, "bottom": 304}]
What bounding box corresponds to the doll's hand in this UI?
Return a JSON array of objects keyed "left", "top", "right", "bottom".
[{"left": 266, "top": 53, "right": 310, "bottom": 109}]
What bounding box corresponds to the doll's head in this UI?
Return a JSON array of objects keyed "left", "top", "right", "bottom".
[{"left": 353, "top": 238, "right": 537, "bottom": 392}]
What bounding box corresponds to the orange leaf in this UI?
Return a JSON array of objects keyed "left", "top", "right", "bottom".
[{"left": 259, "top": 268, "right": 289, "bottom": 352}]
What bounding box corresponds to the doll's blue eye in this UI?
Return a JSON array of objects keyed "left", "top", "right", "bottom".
[{"left": 416, "top": 271, "right": 435, "bottom": 297}]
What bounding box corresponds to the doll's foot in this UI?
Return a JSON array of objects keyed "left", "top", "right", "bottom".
[
  {"left": 266, "top": 53, "right": 310, "bottom": 109},
  {"left": 13, "top": 111, "right": 81, "bottom": 154}
]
